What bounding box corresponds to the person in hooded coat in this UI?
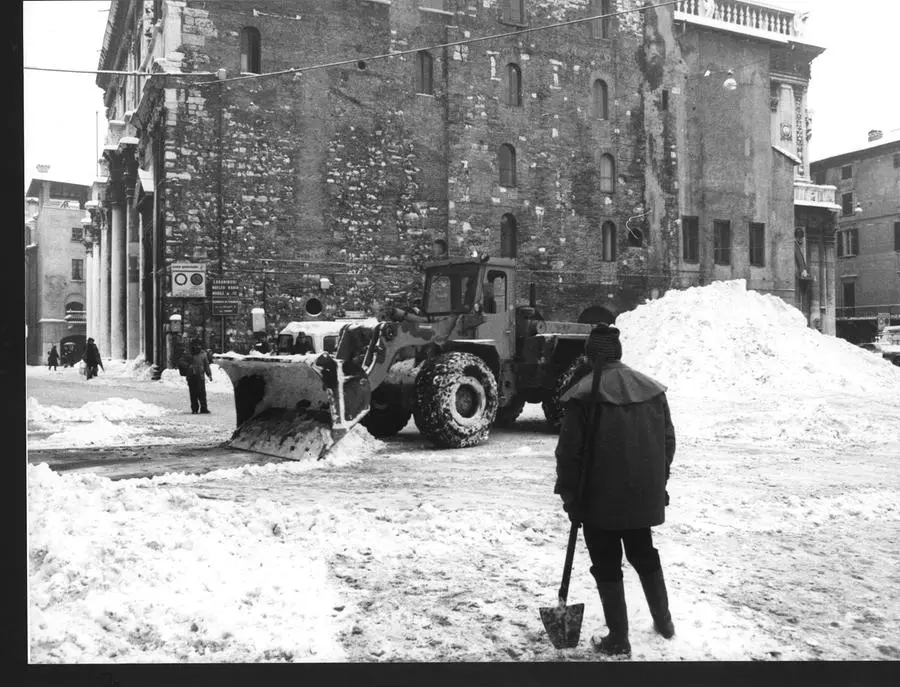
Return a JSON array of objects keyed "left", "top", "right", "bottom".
[
  {"left": 554, "top": 323, "right": 676, "bottom": 657},
  {"left": 47, "top": 345, "right": 59, "bottom": 371}
]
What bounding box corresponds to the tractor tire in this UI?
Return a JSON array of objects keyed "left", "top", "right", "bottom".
[
  {"left": 361, "top": 383, "right": 411, "bottom": 438},
  {"left": 542, "top": 354, "right": 593, "bottom": 433},
  {"left": 413, "top": 352, "right": 499, "bottom": 449},
  {"left": 494, "top": 394, "right": 526, "bottom": 428}
]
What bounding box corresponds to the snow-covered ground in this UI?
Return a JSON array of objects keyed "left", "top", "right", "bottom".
[{"left": 26, "top": 281, "right": 900, "bottom": 662}]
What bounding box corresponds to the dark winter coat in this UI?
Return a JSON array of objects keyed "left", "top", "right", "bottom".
[
  {"left": 554, "top": 361, "right": 676, "bottom": 530},
  {"left": 182, "top": 351, "right": 212, "bottom": 379},
  {"left": 47, "top": 347, "right": 59, "bottom": 365},
  {"left": 82, "top": 342, "right": 103, "bottom": 367}
]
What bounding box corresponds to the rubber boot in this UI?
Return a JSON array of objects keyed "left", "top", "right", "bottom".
[
  {"left": 639, "top": 568, "right": 675, "bottom": 639},
  {"left": 591, "top": 580, "right": 631, "bottom": 657}
]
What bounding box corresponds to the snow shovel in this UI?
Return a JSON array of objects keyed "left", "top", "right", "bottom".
[
  {"left": 540, "top": 364, "right": 602, "bottom": 649},
  {"left": 540, "top": 519, "right": 585, "bottom": 649}
]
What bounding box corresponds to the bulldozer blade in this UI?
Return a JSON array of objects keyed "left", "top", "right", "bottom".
[
  {"left": 214, "top": 354, "right": 371, "bottom": 461},
  {"left": 539, "top": 600, "right": 585, "bottom": 649}
]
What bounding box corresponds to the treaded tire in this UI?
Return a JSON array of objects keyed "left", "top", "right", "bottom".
[
  {"left": 542, "top": 354, "right": 593, "bottom": 433},
  {"left": 361, "top": 383, "right": 411, "bottom": 438},
  {"left": 494, "top": 394, "right": 526, "bottom": 428},
  {"left": 413, "top": 352, "right": 499, "bottom": 448}
]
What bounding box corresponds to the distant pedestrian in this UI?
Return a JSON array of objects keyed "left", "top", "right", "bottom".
[
  {"left": 47, "top": 345, "right": 59, "bottom": 372},
  {"left": 554, "top": 324, "right": 676, "bottom": 657},
  {"left": 180, "top": 339, "right": 213, "bottom": 414},
  {"left": 82, "top": 338, "right": 104, "bottom": 380}
]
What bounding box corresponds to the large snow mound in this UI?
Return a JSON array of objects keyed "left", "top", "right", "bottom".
[
  {"left": 617, "top": 280, "right": 900, "bottom": 401},
  {"left": 27, "top": 463, "right": 345, "bottom": 662},
  {"left": 615, "top": 281, "right": 900, "bottom": 447}
]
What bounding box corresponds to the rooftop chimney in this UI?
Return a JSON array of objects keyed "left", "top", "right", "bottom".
[{"left": 868, "top": 129, "right": 883, "bottom": 142}]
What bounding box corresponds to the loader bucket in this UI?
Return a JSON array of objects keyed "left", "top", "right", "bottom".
[{"left": 214, "top": 353, "right": 371, "bottom": 461}]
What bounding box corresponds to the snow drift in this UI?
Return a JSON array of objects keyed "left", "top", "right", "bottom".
[{"left": 616, "top": 280, "right": 900, "bottom": 446}]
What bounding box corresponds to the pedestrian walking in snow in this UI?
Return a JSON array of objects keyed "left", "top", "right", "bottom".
[
  {"left": 47, "top": 345, "right": 59, "bottom": 372},
  {"left": 82, "top": 338, "right": 104, "bottom": 380},
  {"left": 180, "top": 339, "right": 213, "bottom": 414},
  {"left": 554, "top": 324, "right": 676, "bottom": 657}
]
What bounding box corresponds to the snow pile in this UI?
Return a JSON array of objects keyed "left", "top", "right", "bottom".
[
  {"left": 155, "top": 364, "right": 233, "bottom": 393},
  {"left": 152, "top": 425, "right": 384, "bottom": 485},
  {"left": 616, "top": 281, "right": 900, "bottom": 446},
  {"left": 28, "top": 397, "right": 170, "bottom": 428},
  {"left": 27, "top": 463, "right": 346, "bottom": 663}
]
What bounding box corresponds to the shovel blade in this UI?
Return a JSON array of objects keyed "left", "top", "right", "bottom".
[{"left": 539, "top": 602, "right": 585, "bottom": 649}]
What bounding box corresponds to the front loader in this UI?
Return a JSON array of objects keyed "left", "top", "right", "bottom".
[{"left": 215, "top": 256, "right": 596, "bottom": 461}]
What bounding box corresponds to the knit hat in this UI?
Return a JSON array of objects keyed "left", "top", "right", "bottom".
[{"left": 584, "top": 324, "right": 622, "bottom": 363}]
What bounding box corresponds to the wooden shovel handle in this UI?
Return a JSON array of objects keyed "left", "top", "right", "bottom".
[{"left": 557, "top": 520, "right": 581, "bottom": 604}]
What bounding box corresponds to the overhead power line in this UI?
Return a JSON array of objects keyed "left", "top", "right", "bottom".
[{"left": 24, "top": 1, "right": 682, "bottom": 82}]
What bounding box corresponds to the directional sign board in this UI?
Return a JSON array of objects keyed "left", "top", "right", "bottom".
[
  {"left": 212, "top": 301, "right": 240, "bottom": 316},
  {"left": 171, "top": 263, "right": 207, "bottom": 298},
  {"left": 210, "top": 277, "right": 241, "bottom": 300}
]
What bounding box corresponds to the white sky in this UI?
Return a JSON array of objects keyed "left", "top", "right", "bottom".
[{"left": 22, "top": 0, "right": 900, "bottom": 190}]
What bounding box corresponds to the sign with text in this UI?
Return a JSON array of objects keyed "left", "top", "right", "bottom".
[
  {"left": 171, "top": 263, "right": 207, "bottom": 298},
  {"left": 210, "top": 277, "right": 241, "bottom": 300},
  {"left": 212, "top": 301, "right": 240, "bottom": 316}
]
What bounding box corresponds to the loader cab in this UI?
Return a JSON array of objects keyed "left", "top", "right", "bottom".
[{"left": 422, "top": 261, "right": 481, "bottom": 315}]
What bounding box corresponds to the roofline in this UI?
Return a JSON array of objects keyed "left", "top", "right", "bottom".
[{"left": 811, "top": 138, "right": 900, "bottom": 169}]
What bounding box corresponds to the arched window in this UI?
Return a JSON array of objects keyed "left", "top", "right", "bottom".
[
  {"left": 599, "top": 154, "right": 615, "bottom": 193},
  {"left": 501, "top": 213, "right": 518, "bottom": 258},
  {"left": 498, "top": 144, "right": 517, "bottom": 187},
  {"left": 506, "top": 63, "right": 522, "bottom": 106},
  {"left": 593, "top": 79, "right": 609, "bottom": 120},
  {"left": 415, "top": 51, "right": 434, "bottom": 94},
  {"left": 601, "top": 222, "right": 616, "bottom": 262},
  {"left": 240, "top": 27, "right": 261, "bottom": 74}
]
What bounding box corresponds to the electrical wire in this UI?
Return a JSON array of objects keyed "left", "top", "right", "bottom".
[{"left": 25, "top": 2, "right": 682, "bottom": 81}]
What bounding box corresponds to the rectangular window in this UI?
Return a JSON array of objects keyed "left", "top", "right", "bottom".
[
  {"left": 841, "top": 228, "right": 860, "bottom": 257},
  {"left": 841, "top": 164, "right": 853, "bottom": 180},
  {"left": 713, "top": 220, "right": 731, "bottom": 266},
  {"left": 504, "top": 0, "right": 525, "bottom": 24},
  {"left": 72, "top": 259, "right": 84, "bottom": 281},
  {"left": 661, "top": 89, "right": 669, "bottom": 111},
  {"left": 842, "top": 192, "right": 854, "bottom": 217},
  {"left": 129, "top": 256, "right": 140, "bottom": 283},
  {"left": 894, "top": 153, "right": 900, "bottom": 168},
  {"left": 894, "top": 221, "right": 900, "bottom": 251},
  {"left": 601, "top": 0, "right": 612, "bottom": 39},
  {"left": 681, "top": 216, "right": 699, "bottom": 262},
  {"left": 842, "top": 282, "right": 855, "bottom": 317},
  {"left": 71, "top": 227, "right": 83, "bottom": 242},
  {"left": 749, "top": 222, "right": 765, "bottom": 267},
  {"left": 836, "top": 231, "right": 844, "bottom": 258}
]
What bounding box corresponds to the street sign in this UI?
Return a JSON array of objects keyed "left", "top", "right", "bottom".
[
  {"left": 210, "top": 277, "right": 241, "bottom": 299},
  {"left": 212, "top": 301, "right": 240, "bottom": 316},
  {"left": 171, "top": 262, "right": 207, "bottom": 298}
]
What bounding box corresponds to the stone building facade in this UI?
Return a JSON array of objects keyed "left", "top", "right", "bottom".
[
  {"left": 91, "top": 0, "right": 828, "bottom": 367},
  {"left": 24, "top": 177, "right": 91, "bottom": 365},
  {"left": 811, "top": 130, "right": 900, "bottom": 343}
]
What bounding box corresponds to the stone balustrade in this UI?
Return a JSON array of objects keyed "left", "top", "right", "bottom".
[
  {"left": 794, "top": 181, "right": 838, "bottom": 208},
  {"left": 675, "top": 0, "right": 806, "bottom": 39}
]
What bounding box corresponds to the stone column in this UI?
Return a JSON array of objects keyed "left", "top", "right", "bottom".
[
  {"left": 124, "top": 151, "right": 141, "bottom": 360},
  {"left": 99, "top": 208, "right": 111, "bottom": 358},
  {"left": 84, "top": 240, "right": 93, "bottom": 341},
  {"left": 108, "top": 153, "right": 128, "bottom": 360}
]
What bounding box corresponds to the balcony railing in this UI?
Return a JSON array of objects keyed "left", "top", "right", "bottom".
[
  {"left": 675, "top": 0, "right": 804, "bottom": 40},
  {"left": 836, "top": 305, "right": 900, "bottom": 321},
  {"left": 64, "top": 311, "right": 87, "bottom": 324},
  {"left": 793, "top": 181, "right": 840, "bottom": 209}
]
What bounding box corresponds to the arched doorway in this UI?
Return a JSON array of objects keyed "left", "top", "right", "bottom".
[{"left": 500, "top": 213, "right": 518, "bottom": 258}]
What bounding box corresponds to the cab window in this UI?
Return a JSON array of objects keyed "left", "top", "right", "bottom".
[{"left": 484, "top": 270, "right": 508, "bottom": 313}]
